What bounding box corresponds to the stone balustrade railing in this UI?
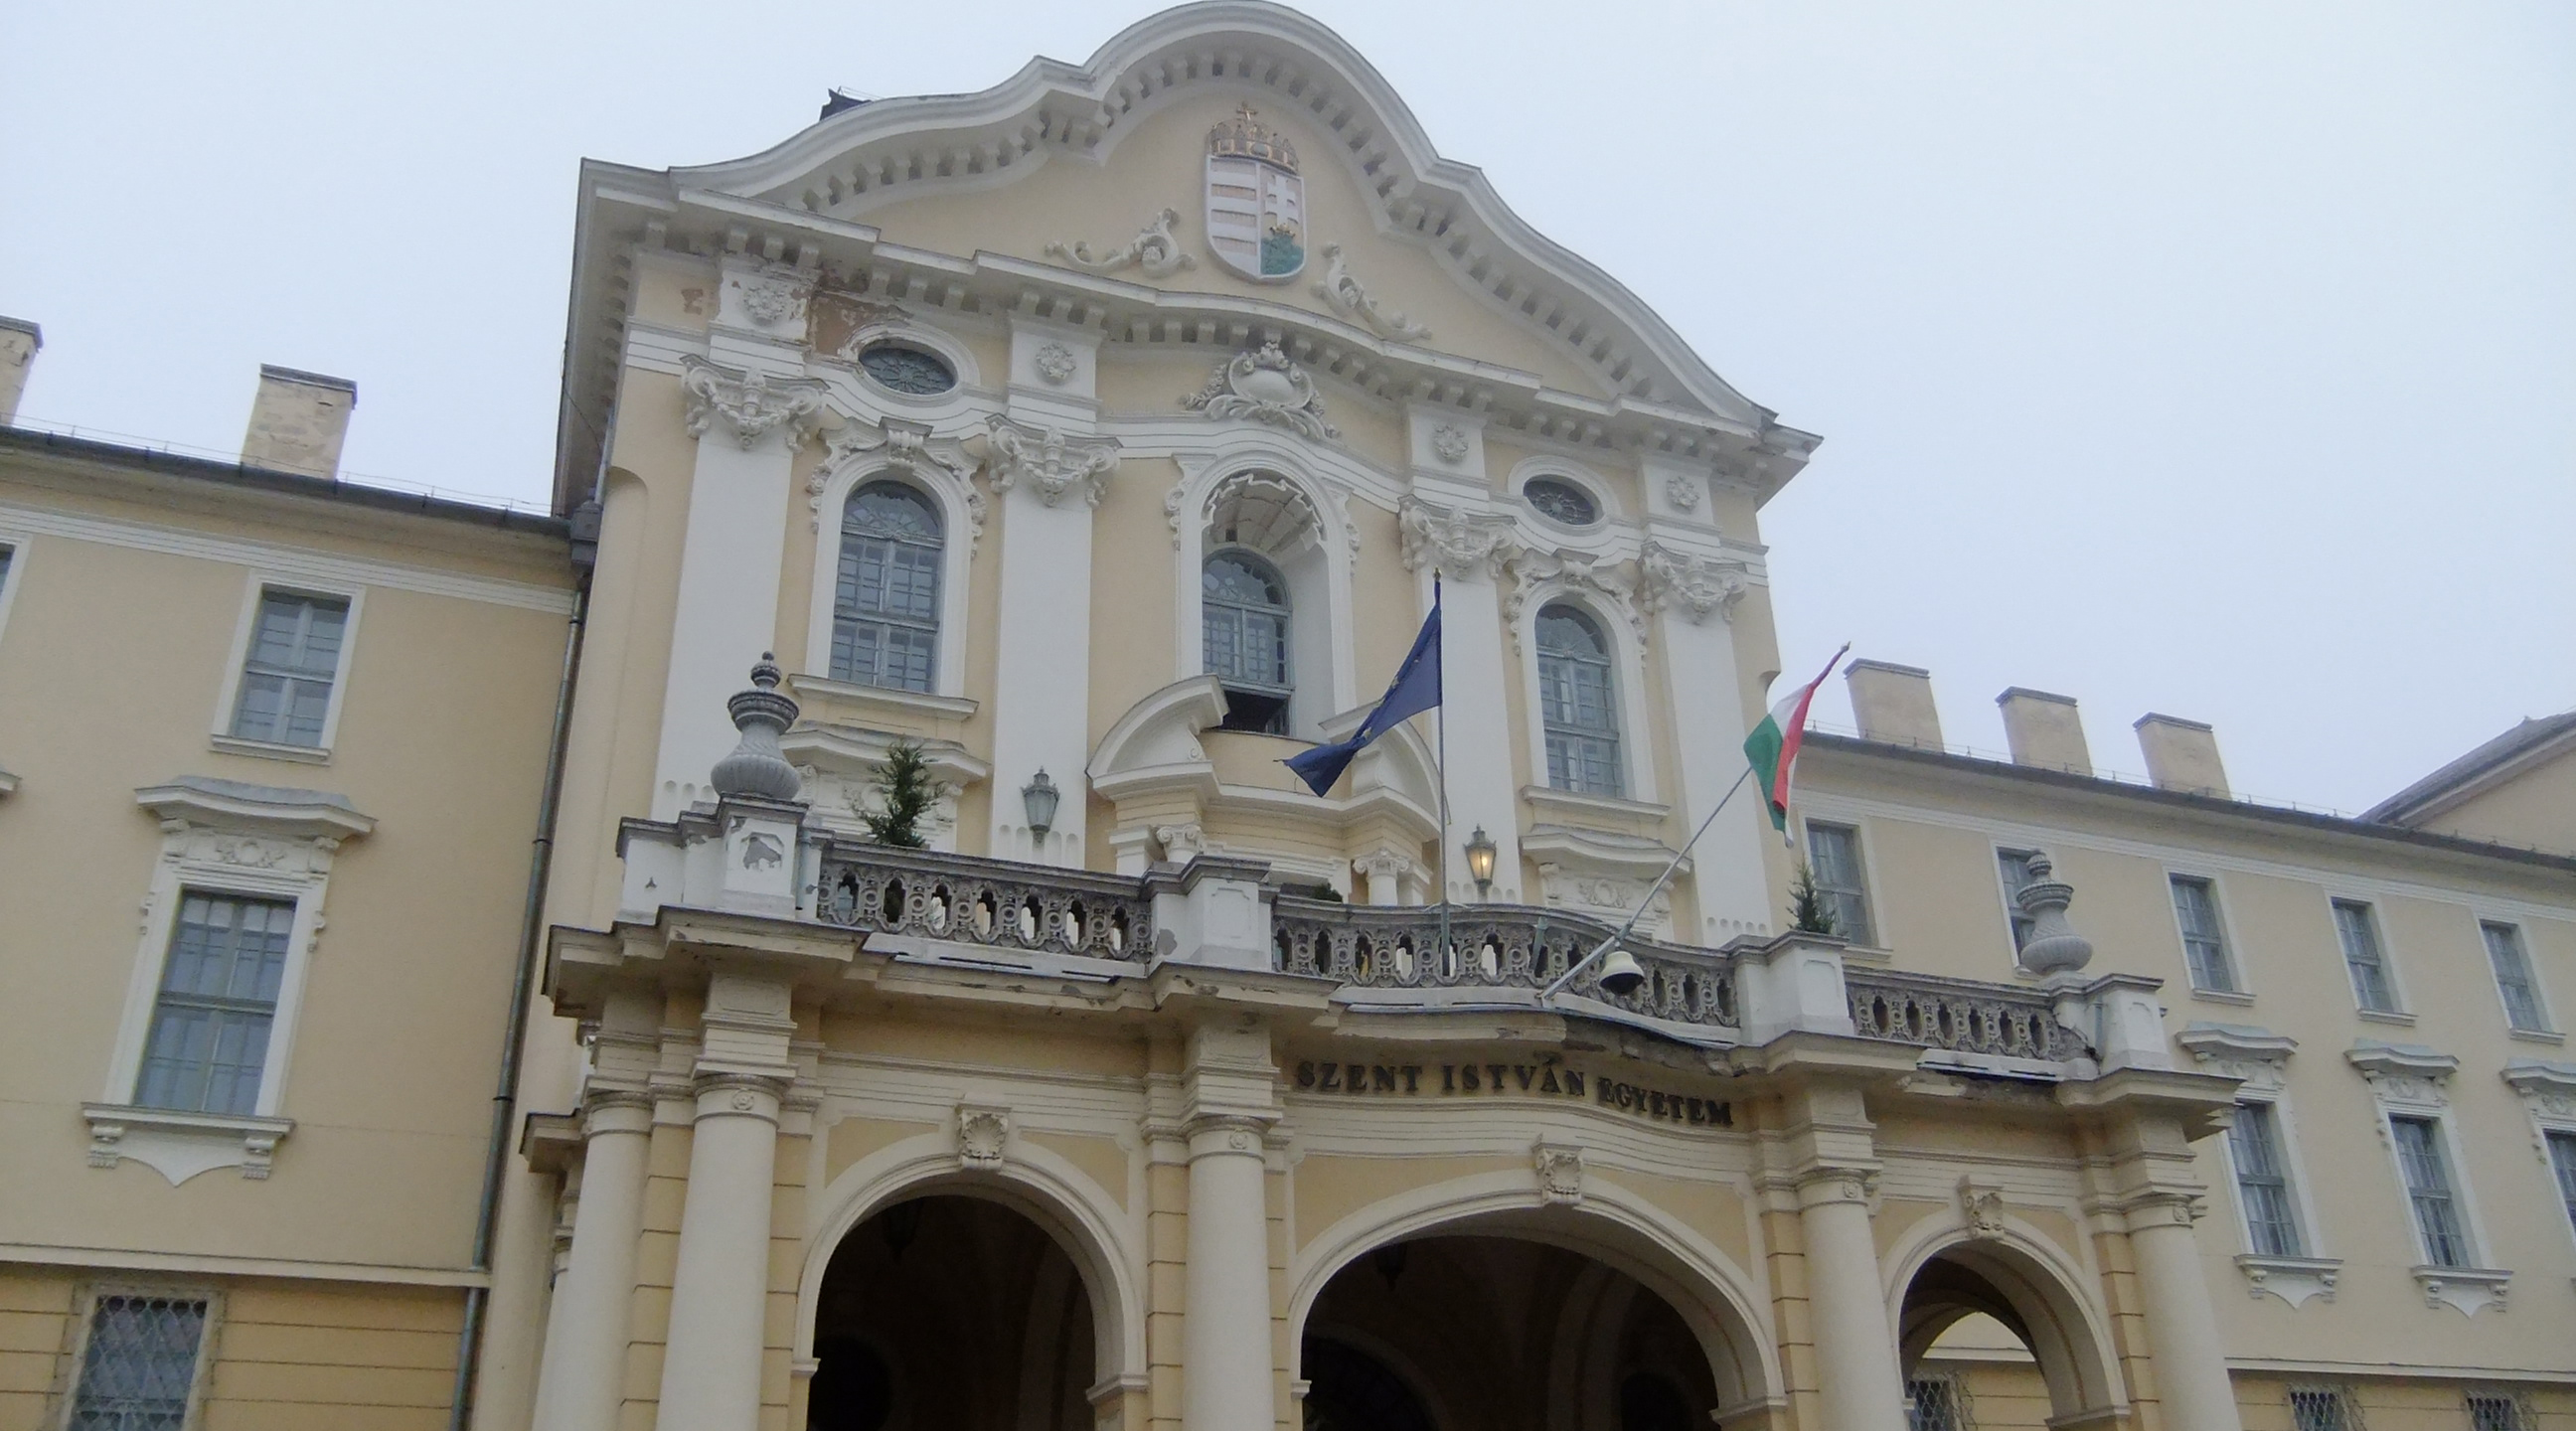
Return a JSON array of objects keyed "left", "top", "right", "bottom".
[
  {"left": 816, "top": 844, "right": 1156, "bottom": 963},
  {"left": 1270, "top": 896, "right": 1739, "bottom": 1032},
  {"left": 1843, "top": 968, "right": 2088, "bottom": 1062}
]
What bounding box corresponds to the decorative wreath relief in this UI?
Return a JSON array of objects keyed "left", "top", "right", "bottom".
[
  {"left": 1431, "top": 422, "right": 1470, "bottom": 465},
  {"left": 1033, "top": 341, "right": 1078, "bottom": 386},
  {"left": 956, "top": 1105, "right": 1011, "bottom": 1170},
  {"left": 737, "top": 272, "right": 807, "bottom": 328},
  {"left": 1663, "top": 472, "right": 1703, "bottom": 512}
]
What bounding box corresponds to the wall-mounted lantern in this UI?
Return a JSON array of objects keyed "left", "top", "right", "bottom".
[
  {"left": 1022, "top": 769, "right": 1060, "bottom": 838},
  {"left": 1464, "top": 826, "right": 1497, "bottom": 895}
]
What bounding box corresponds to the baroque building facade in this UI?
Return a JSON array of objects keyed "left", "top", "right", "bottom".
[{"left": 2, "top": 6, "right": 2572, "bottom": 1431}]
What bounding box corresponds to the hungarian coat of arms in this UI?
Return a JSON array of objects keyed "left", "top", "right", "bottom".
[{"left": 1204, "top": 105, "right": 1306, "bottom": 282}]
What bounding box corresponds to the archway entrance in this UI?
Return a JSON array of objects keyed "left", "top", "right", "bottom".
[
  {"left": 808, "top": 1194, "right": 1095, "bottom": 1431},
  {"left": 1301, "top": 1235, "right": 1719, "bottom": 1431},
  {"left": 1896, "top": 1243, "right": 2120, "bottom": 1431}
]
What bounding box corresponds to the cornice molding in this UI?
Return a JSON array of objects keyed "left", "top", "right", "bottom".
[{"left": 134, "top": 777, "right": 376, "bottom": 843}]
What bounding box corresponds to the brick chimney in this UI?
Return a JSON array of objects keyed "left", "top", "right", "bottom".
[
  {"left": 2135, "top": 714, "right": 2229, "bottom": 796},
  {"left": 1845, "top": 660, "right": 1944, "bottom": 748},
  {"left": 0, "top": 317, "right": 40, "bottom": 425},
  {"left": 242, "top": 365, "right": 357, "bottom": 478},
  {"left": 1997, "top": 688, "right": 2091, "bottom": 775}
]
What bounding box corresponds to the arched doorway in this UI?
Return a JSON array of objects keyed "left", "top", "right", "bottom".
[
  {"left": 1300, "top": 1235, "right": 1721, "bottom": 1431},
  {"left": 1894, "top": 1240, "right": 2124, "bottom": 1430},
  {"left": 807, "top": 1194, "right": 1095, "bottom": 1431}
]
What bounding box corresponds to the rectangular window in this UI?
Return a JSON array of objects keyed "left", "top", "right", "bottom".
[
  {"left": 135, "top": 893, "right": 295, "bottom": 1115},
  {"left": 2333, "top": 899, "right": 2398, "bottom": 1013},
  {"left": 2226, "top": 1100, "right": 2303, "bottom": 1256},
  {"left": 2481, "top": 922, "right": 2549, "bottom": 1033},
  {"left": 1805, "top": 822, "right": 1875, "bottom": 946},
  {"left": 2171, "top": 875, "right": 2238, "bottom": 993},
  {"left": 2547, "top": 1131, "right": 2576, "bottom": 1240},
  {"left": 1905, "top": 1375, "right": 1962, "bottom": 1431},
  {"left": 228, "top": 589, "right": 349, "bottom": 746},
  {"left": 2469, "top": 1394, "right": 2525, "bottom": 1431},
  {"left": 69, "top": 1294, "right": 208, "bottom": 1431},
  {"left": 2389, "top": 1115, "right": 2472, "bottom": 1268},
  {"left": 1998, "top": 849, "right": 2041, "bottom": 952},
  {"left": 2289, "top": 1388, "right": 2352, "bottom": 1431}
]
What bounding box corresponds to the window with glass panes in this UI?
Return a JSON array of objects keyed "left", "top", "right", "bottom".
[
  {"left": 1998, "top": 849, "right": 2041, "bottom": 952},
  {"left": 1805, "top": 822, "right": 1874, "bottom": 946},
  {"left": 2389, "top": 1115, "right": 2472, "bottom": 1268},
  {"left": 68, "top": 1294, "right": 208, "bottom": 1431},
  {"left": 831, "top": 482, "right": 942, "bottom": 693},
  {"left": 1202, "top": 551, "right": 1292, "bottom": 734},
  {"left": 135, "top": 893, "right": 295, "bottom": 1115},
  {"left": 2547, "top": 1131, "right": 2576, "bottom": 1240},
  {"left": 229, "top": 590, "right": 348, "bottom": 745},
  {"left": 2482, "top": 922, "right": 2549, "bottom": 1033},
  {"left": 2333, "top": 899, "right": 2398, "bottom": 1013},
  {"left": 1535, "top": 604, "right": 1621, "bottom": 797},
  {"left": 2170, "top": 875, "right": 2237, "bottom": 992},
  {"left": 2226, "top": 1100, "right": 2302, "bottom": 1256}
]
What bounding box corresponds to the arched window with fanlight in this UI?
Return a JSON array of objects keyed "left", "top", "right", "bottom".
[
  {"left": 831, "top": 480, "right": 943, "bottom": 692},
  {"left": 1203, "top": 549, "right": 1292, "bottom": 734},
  {"left": 1537, "top": 603, "right": 1623, "bottom": 796}
]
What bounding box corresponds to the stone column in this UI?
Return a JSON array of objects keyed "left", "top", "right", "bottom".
[
  {"left": 529, "top": 1091, "right": 656, "bottom": 1431},
  {"left": 1794, "top": 1170, "right": 1908, "bottom": 1431},
  {"left": 2125, "top": 1195, "right": 2244, "bottom": 1431},
  {"left": 1182, "top": 1113, "right": 1275, "bottom": 1431},
  {"left": 654, "top": 1073, "right": 786, "bottom": 1431}
]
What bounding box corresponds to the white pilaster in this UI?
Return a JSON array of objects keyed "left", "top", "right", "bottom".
[
  {"left": 1794, "top": 1171, "right": 1909, "bottom": 1431},
  {"left": 1653, "top": 588, "right": 1770, "bottom": 941},
  {"left": 654, "top": 1074, "right": 784, "bottom": 1431},
  {"left": 2126, "top": 1196, "right": 2246, "bottom": 1431},
  {"left": 528, "top": 1092, "right": 654, "bottom": 1431}
]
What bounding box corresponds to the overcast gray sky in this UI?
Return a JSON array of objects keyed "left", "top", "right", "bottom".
[{"left": 5, "top": 1, "right": 2568, "bottom": 815}]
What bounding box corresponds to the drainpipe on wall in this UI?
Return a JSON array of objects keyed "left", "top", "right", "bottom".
[{"left": 448, "top": 524, "right": 593, "bottom": 1431}]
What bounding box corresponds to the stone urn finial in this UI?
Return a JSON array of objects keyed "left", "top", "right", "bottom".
[
  {"left": 710, "top": 653, "right": 802, "bottom": 802},
  {"left": 2013, "top": 852, "right": 2094, "bottom": 976}
]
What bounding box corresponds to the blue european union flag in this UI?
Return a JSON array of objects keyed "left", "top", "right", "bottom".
[{"left": 1282, "top": 584, "right": 1441, "bottom": 797}]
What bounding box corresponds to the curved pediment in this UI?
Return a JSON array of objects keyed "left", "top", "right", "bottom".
[{"left": 668, "top": 3, "right": 1776, "bottom": 427}]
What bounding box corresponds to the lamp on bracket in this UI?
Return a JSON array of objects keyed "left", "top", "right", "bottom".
[
  {"left": 1463, "top": 826, "right": 1498, "bottom": 896},
  {"left": 1021, "top": 769, "right": 1060, "bottom": 839}
]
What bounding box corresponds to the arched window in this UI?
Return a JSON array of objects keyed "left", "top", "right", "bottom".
[
  {"left": 1203, "top": 549, "right": 1292, "bottom": 734},
  {"left": 1536, "top": 603, "right": 1622, "bottom": 796},
  {"left": 832, "top": 481, "right": 942, "bottom": 692}
]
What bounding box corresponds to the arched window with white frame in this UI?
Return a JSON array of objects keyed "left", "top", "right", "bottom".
[
  {"left": 831, "top": 480, "right": 943, "bottom": 693},
  {"left": 1203, "top": 548, "right": 1293, "bottom": 734},
  {"left": 1536, "top": 603, "right": 1623, "bottom": 796}
]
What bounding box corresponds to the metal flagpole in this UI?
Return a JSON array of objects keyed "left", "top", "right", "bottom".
[
  {"left": 1433, "top": 575, "right": 1450, "bottom": 961},
  {"left": 1539, "top": 762, "right": 1756, "bottom": 1001}
]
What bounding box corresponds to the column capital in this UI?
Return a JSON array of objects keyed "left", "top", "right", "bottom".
[
  {"left": 1184, "top": 1112, "right": 1277, "bottom": 1160},
  {"left": 579, "top": 1088, "right": 658, "bottom": 1138},
  {"left": 690, "top": 1071, "right": 790, "bottom": 1125},
  {"left": 2119, "top": 1191, "right": 2208, "bottom": 1232},
  {"left": 1791, "top": 1165, "right": 1881, "bottom": 1210}
]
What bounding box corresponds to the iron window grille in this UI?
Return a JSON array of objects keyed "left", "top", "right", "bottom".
[
  {"left": 228, "top": 589, "right": 348, "bottom": 746},
  {"left": 67, "top": 1293, "right": 209, "bottom": 1431},
  {"left": 2333, "top": 899, "right": 2399, "bottom": 1013},
  {"left": 2226, "top": 1100, "right": 2303, "bottom": 1256},
  {"left": 1523, "top": 476, "right": 1600, "bottom": 527},
  {"left": 1535, "top": 604, "right": 1622, "bottom": 797},
  {"left": 2389, "top": 1115, "right": 2473, "bottom": 1268},
  {"left": 135, "top": 892, "right": 295, "bottom": 1115},
  {"left": 2481, "top": 922, "right": 2549, "bottom": 1033},
  {"left": 1805, "top": 822, "right": 1875, "bottom": 946},
  {"left": 2289, "top": 1386, "right": 2359, "bottom": 1431},
  {"left": 2468, "top": 1393, "right": 2527, "bottom": 1431},
  {"left": 2171, "top": 875, "right": 2238, "bottom": 993},
  {"left": 1906, "top": 1374, "right": 1968, "bottom": 1431},
  {"left": 831, "top": 482, "right": 943, "bottom": 694},
  {"left": 855, "top": 343, "right": 956, "bottom": 395},
  {"left": 1201, "top": 550, "right": 1292, "bottom": 735}
]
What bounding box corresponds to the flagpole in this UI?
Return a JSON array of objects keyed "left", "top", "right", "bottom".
[
  {"left": 1539, "top": 762, "right": 1756, "bottom": 1001},
  {"left": 1433, "top": 575, "right": 1450, "bottom": 962}
]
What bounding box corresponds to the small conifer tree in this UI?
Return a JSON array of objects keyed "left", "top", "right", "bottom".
[
  {"left": 861, "top": 740, "right": 939, "bottom": 849},
  {"left": 1787, "top": 861, "right": 1838, "bottom": 936}
]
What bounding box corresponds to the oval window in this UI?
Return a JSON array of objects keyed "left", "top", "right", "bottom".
[
  {"left": 856, "top": 343, "right": 956, "bottom": 396},
  {"left": 1525, "top": 476, "right": 1600, "bottom": 527}
]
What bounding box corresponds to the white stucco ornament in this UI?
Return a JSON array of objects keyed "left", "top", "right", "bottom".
[
  {"left": 1044, "top": 208, "right": 1197, "bottom": 278},
  {"left": 1204, "top": 105, "right": 1306, "bottom": 282},
  {"left": 1033, "top": 341, "right": 1078, "bottom": 385},
  {"left": 1430, "top": 422, "right": 1470, "bottom": 464},
  {"left": 1182, "top": 341, "right": 1337, "bottom": 441},
  {"left": 679, "top": 355, "right": 829, "bottom": 450},
  {"left": 1637, "top": 540, "right": 1750, "bottom": 625},
  {"left": 981, "top": 413, "right": 1122, "bottom": 508},
  {"left": 1314, "top": 243, "right": 1431, "bottom": 341},
  {"left": 735, "top": 270, "right": 808, "bottom": 328},
  {"left": 1396, "top": 496, "right": 1520, "bottom": 580}
]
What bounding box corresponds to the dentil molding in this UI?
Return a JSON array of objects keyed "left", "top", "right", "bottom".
[
  {"left": 1045, "top": 208, "right": 1198, "bottom": 278},
  {"left": 981, "top": 414, "right": 1122, "bottom": 509},
  {"left": 680, "top": 354, "right": 830, "bottom": 450}
]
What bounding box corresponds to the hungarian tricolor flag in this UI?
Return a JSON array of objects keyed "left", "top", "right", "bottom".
[{"left": 1743, "top": 645, "right": 1851, "bottom": 843}]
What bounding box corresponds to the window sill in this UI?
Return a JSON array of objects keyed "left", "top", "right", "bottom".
[
  {"left": 2234, "top": 1254, "right": 2339, "bottom": 1308},
  {"left": 2189, "top": 988, "right": 2257, "bottom": 1007},
  {"left": 2506, "top": 1028, "right": 2565, "bottom": 1045},
  {"left": 1838, "top": 944, "right": 1896, "bottom": 966},
  {"left": 2355, "top": 1008, "right": 2417, "bottom": 1027},
  {"left": 2412, "top": 1265, "right": 2509, "bottom": 1318},
  {"left": 210, "top": 733, "right": 331, "bottom": 765},
  {"left": 0, "top": 766, "right": 17, "bottom": 796},
  {"left": 788, "top": 673, "right": 979, "bottom": 723},
  {"left": 83, "top": 1103, "right": 293, "bottom": 1185},
  {"left": 1520, "top": 785, "right": 1672, "bottom": 826}
]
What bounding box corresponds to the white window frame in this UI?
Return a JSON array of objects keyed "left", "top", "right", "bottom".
[
  {"left": 2217, "top": 1094, "right": 2324, "bottom": 1262},
  {"left": 105, "top": 865, "right": 321, "bottom": 1120},
  {"left": 800, "top": 454, "right": 977, "bottom": 702},
  {"left": 2179, "top": 1025, "right": 2337, "bottom": 1307},
  {"left": 1513, "top": 587, "right": 1659, "bottom": 805},
  {"left": 2164, "top": 869, "right": 2252, "bottom": 1000},
  {"left": 2348, "top": 1046, "right": 2506, "bottom": 1313},
  {"left": 1168, "top": 449, "right": 1359, "bottom": 736},
  {"left": 0, "top": 523, "right": 29, "bottom": 651},
  {"left": 207, "top": 574, "right": 365, "bottom": 764},
  {"left": 53, "top": 1282, "right": 224, "bottom": 1431},
  {"left": 1992, "top": 845, "right": 2043, "bottom": 965},
  {"left": 2476, "top": 918, "right": 2556, "bottom": 1036},
  {"left": 2327, "top": 893, "right": 2412, "bottom": 1020},
  {"left": 1800, "top": 816, "right": 1882, "bottom": 950},
  {"left": 2501, "top": 1062, "right": 2576, "bottom": 1258}
]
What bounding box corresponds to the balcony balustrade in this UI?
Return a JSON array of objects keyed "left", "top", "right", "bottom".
[
  {"left": 1843, "top": 968, "right": 2088, "bottom": 1062},
  {"left": 816, "top": 843, "right": 1157, "bottom": 963}
]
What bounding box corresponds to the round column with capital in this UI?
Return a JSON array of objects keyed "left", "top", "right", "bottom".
[
  {"left": 1182, "top": 1115, "right": 1276, "bottom": 1431},
  {"left": 1793, "top": 1169, "right": 1909, "bottom": 1431},
  {"left": 530, "top": 1090, "right": 658, "bottom": 1431},
  {"left": 2124, "top": 1194, "right": 2245, "bottom": 1431},
  {"left": 655, "top": 1073, "right": 788, "bottom": 1431}
]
